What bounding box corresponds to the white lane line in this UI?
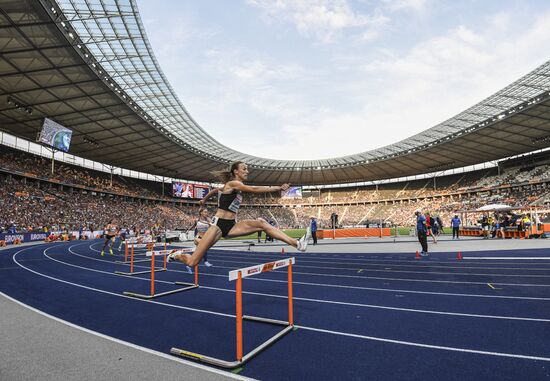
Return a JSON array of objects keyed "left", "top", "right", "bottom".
[
  {"left": 207, "top": 247, "right": 550, "bottom": 265},
  {"left": 463, "top": 257, "right": 550, "bottom": 260},
  {"left": 0, "top": 291, "right": 252, "bottom": 381},
  {"left": 10, "top": 247, "right": 550, "bottom": 363},
  {"left": 173, "top": 253, "right": 550, "bottom": 280},
  {"left": 26, "top": 245, "right": 550, "bottom": 323},
  {"left": 71, "top": 243, "right": 550, "bottom": 299},
  {"left": 206, "top": 251, "right": 550, "bottom": 271},
  {"left": 296, "top": 325, "right": 550, "bottom": 362}
]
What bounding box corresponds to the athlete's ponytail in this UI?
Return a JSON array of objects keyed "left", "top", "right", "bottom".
[{"left": 212, "top": 161, "right": 244, "bottom": 183}]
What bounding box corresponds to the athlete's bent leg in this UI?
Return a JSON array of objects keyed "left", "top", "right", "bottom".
[{"left": 170, "top": 226, "right": 221, "bottom": 267}]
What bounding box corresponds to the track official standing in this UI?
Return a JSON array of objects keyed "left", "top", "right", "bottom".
[
  {"left": 310, "top": 216, "right": 318, "bottom": 245},
  {"left": 451, "top": 214, "right": 461, "bottom": 239},
  {"left": 415, "top": 210, "right": 428, "bottom": 256}
]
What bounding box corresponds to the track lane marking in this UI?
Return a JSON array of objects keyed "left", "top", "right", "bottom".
[
  {"left": 9, "top": 245, "right": 550, "bottom": 363},
  {"left": 73, "top": 243, "right": 550, "bottom": 299},
  {"left": 24, "top": 245, "right": 550, "bottom": 323}
]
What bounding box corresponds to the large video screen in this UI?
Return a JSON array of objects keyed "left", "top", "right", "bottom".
[
  {"left": 39, "top": 118, "right": 72, "bottom": 152},
  {"left": 281, "top": 186, "right": 302, "bottom": 199},
  {"left": 193, "top": 185, "right": 210, "bottom": 199},
  {"left": 172, "top": 182, "right": 210, "bottom": 199}
]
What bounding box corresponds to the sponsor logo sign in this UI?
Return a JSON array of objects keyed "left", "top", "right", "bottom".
[
  {"left": 4, "top": 234, "right": 24, "bottom": 243},
  {"left": 262, "top": 262, "right": 275, "bottom": 273},
  {"left": 30, "top": 233, "right": 47, "bottom": 241}
]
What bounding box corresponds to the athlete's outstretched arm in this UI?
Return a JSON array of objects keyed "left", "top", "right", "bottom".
[{"left": 228, "top": 181, "right": 290, "bottom": 194}]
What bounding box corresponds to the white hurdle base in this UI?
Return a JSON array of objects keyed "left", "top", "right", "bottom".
[
  {"left": 171, "top": 257, "right": 295, "bottom": 369},
  {"left": 171, "top": 317, "right": 293, "bottom": 368},
  {"left": 123, "top": 282, "right": 198, "bottom": 300},
  {"left": 122, "top": 264, "right": 199, "bottom": 300}
]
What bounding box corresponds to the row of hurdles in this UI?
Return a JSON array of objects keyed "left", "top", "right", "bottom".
[{"left": 104, "top": 241, "right": 296, "bottom": 369}]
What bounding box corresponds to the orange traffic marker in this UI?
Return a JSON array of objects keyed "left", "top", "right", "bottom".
[
  {"left": 457, "top": 252, "right": 463, "bottom": 260},
  {"left": 415, "top": 251, "right": 421, "bottom": 260},
  {"left": 281, "top": 248, "right": 285, "bottom": 255}
]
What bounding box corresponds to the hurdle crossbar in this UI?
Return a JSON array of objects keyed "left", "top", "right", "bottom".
[
  {"left": 122, "top": 249, "right": 199, "bottom": 300},
  {"left": 171, "top": 257, "right": 295, "bottom": 368},
  {"left": 115, "top": 242, "right": 161, "bottom": 264},
  {"left": 114, "top": 243, "right": 165, "bottom": 276}
]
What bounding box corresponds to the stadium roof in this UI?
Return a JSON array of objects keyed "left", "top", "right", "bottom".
[{"left": 1, "top": 0, "right": 550, "bottom": 185}]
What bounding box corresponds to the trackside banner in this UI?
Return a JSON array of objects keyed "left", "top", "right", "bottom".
[{"left": 0, "top": 232, "right": 48, "bottom": 243}]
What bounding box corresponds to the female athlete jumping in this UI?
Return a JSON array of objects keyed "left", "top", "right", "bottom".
[
  {"left": 168, "top": 162, "right": 310, "bottom": 266},
  {"left": 101, "top": 219, "right": 117, "bottom": 256}
]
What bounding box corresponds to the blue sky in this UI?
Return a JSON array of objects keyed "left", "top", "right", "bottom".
[{"left": 136, "top": 0, "right": 550, "bottom": 160}]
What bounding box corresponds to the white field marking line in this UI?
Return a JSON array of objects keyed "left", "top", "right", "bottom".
[
  {"left": 209, "top": 252, "right": 550, "bottom": 272},
  {"left": 294, "top": 325, "right": 550, "bottom": 363},
  {"left": 73, "top": 244, "right": 550, "bottom": 300},
  {"left": 0, "top": 291, "right": 253, "bottom": 381},
  {"left": 75, "top": 243, "right": 550, "bottom": 290},
  {"left": 82, "top": 244, "right": 200, "bottom": 273},
  {"left": 69, "top": 244, "right": 550, "bottom": 300},
  {"left": 177, "top": 252, "right": 550, "bottom": 286},
  {"left": 68, "top": 244, "right": 209, "bottom": 286},
  {"left": 50, "top": 246, "right": 550, "bottom": 322},
  {"left": 463, "top": 257, "right": 550, "bottom": 260},
  {"left": 198, "top": 256, "right": 550, "bottom": 278},
  {"left": 208, "top": 247, "right": 550, "bottom": 266},
  {"left": 14, "top": 247, "right": 235, "bottom": 320},
  {"left": 14, "top": 249, "right": 550, "bottom": 363},
  {"left": 90, "top": 242, "right": 151, "bottom": 258},
  {"left": 207, "top": 250, "right": 550, "bottom": 271}
]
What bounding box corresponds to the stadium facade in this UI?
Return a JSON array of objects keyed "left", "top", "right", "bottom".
[{"left": 1, "top": 0, "right": 550, "bottom": 185}]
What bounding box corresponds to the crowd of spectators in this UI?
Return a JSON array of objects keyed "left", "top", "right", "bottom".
[
  {"left": 0, "top": 145, "right": 161, "bottom": 199},
  {"left": 0, "top": 176, "right": 199, "bottom": 233},
  {"left": 2, "top": 145, "right": 550, "bottom": 233}
]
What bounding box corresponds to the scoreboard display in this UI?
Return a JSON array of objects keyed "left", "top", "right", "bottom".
[
  {"left": 172, "top": 181, "right": 210, "bottom": 199},
  {"left": 193, "top": 185, "right": 210, "bottom": 199}
]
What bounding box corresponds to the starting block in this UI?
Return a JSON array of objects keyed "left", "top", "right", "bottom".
[{"left": 171, "top": 257, "right": 295, "bottom": 368}]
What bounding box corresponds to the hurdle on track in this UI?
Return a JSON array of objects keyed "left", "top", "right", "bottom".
[
  {"left": 171, "top": 257, "right": 295, "bottom": 369},
  {"left": 121, "top": 248, "right": 198, "bottom": 300},
  {"left": 114, "top": 243, "right": 167, "bottom": 276},
  {"left": 124, "top": 235, "right": 154, "bottom": 245},
  {"left": 115, "top": 242, "right": 165, "bottom": 264}
]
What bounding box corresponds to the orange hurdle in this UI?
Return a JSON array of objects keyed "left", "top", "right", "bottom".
[
  {"left": 115, "top": 241, "right": 153, "bottom": 264},
  {"left": 114, "top": 243, "right": 166, "bottom": 276},
  {"left": 119, "top": 246, "right": 198, "bottom": 300},
  {"left": 171, "top": 257, "right": 295, "bottom": 368}
]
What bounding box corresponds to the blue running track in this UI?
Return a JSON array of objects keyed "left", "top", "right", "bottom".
[{"left": 1, "top": 240, "right": 549, "bottom": 380}]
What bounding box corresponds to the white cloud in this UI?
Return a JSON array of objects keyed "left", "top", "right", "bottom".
[
  {"left": 141, "top": 2, "right": 550, "bottom": 161},
  {"left": 383, "top": 0, "right": 428, "bottom": 12},
  {"left": 241, "top": 10, "right": 550, "bottom": 159},
  {"left": 247, "top": 0, "right": 389, "bottom": 43}
]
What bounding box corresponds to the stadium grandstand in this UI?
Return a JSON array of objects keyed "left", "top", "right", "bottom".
[{"left": 1, "top": 1, "right": 550, "bottom": 381}]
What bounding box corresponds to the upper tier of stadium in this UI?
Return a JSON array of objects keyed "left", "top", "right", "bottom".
[{"left": 1, "top": 0, "right": 550, "bottom": 185}]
